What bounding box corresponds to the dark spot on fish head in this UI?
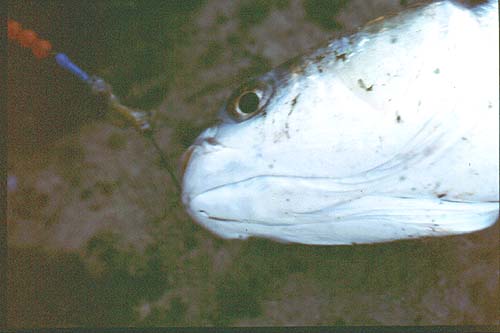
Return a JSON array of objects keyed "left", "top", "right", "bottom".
[
  {"left": 335, "top": 53, "right": 347, "bottom": 62},
  {"left": 286, "top": 198, "right": 290, "bottom": 202},
  {"left": 399, "top": 176, "right": 406, "bottom": 181},
  {"left": 390, "top": 36, "right": 398, "bottom": 44},
  {"left": 288, "top": 94, "right": 300, "bottom": 116},
  {"left": 396, "top": 115, "right": 402, "bottom": 123},
  {"left": 436, "top": 192, "right": 447, "bottom": 198},
  {"left": 461, "top": 137, "right": 468, "bottom": 141},
  {"left": 314, "top": 54, "right": 326, "bottom": 63},
  {"left": 205, "top": 137, "right": 220, "bottom": 146},
  {"left": 357, "top": 78, "right": 373, "bottom": 92},
  {"left": 268, "top": 164, "right": 274, "bottom": 169},
  {"left": 318, "top": 66, "right": 323, "bottom": 73}
]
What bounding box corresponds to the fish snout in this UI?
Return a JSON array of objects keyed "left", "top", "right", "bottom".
[{"left": 180, "top": 127, "right": 220, "bottom": 180}]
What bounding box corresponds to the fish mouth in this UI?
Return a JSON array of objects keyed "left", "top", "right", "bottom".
[
  {"left": 182, "top": 174, "right": 311, "bottom": 240},
  {"left": 182, "top": 174, "right": 264, "bottom": 208},
  {"left": 183, "top": 173, "right": 345, "bottom": 227},
  {"left": 197, "top": 210, "right": 241, "bottom": 223}
]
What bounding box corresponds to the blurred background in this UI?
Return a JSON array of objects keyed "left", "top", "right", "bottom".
[{"left": 7, "top": 0, "right": 499, "bottom": 327}]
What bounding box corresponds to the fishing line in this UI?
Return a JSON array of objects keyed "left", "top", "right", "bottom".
[{"left": 7, "top": 19, "right": 181, "bottom": 196}]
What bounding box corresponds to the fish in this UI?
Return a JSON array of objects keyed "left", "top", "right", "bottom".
[{"left": 180, "top": 0, "right": 499, "bottom": 245}]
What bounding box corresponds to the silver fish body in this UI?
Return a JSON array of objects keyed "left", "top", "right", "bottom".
[{"left": 181, "top": 1, "right": 499, "bottom": 245}]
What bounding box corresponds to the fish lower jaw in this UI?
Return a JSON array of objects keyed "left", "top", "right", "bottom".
[{"left": 183, "top": 182, "right": 499, "bottom": 244}]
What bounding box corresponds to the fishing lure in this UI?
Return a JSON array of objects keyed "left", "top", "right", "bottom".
[
  {"left": 8, "top": 19, "right": 52, "bottom": 58},
  {"left": 7, "top": 19, "right": 180, "bottom": 192}
]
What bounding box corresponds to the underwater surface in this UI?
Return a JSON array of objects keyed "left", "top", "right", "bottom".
[{"left": 7, "top": 0, "right": 499, "bottom": 327}]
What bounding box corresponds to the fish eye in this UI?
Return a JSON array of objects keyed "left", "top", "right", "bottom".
[
  {"left": 237, "top": 91, "right": 260, "bottom": 114},
  {"left": 226, "top": 79, "right": 274, "bottom": 122}
]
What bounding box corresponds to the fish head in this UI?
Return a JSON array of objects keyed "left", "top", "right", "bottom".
[
  {"left": 180, "top": 56, "right": 377, "bottom": 241},
  {"left": 180, "top": 0, "right": 500, "bottom": 244}
]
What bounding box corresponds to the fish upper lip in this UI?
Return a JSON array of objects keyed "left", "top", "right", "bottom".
[
  {"left": 181, "top": 137, "right": 225, "bottom": 178},
  {"left": 193, "top": 136, "right": 221, "bottom": 146}
]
